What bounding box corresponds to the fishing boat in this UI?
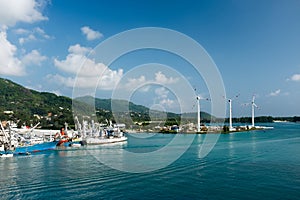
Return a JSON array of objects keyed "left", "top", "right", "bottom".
[
  {"left": 58, "top": 138, "right": 84, "bottom": 147},
  {"left": 12, "top": 141, "right": 58, "bottom": 155},
  {"left": 0, "top": 135, "right": 58, "bottom": 155},
  {"left": 0, "top": 153, "right": 13, "bottom": 158},
  {"left": 75, "top": 118, "right": 127, "bottom": 145},
  {"left": 85, "top": 136, "right": 127, "bottom": 145},
  {"left": 84, "top": 135, "right": 127, "bottom": 145},
  {"left": 55, "top": 124, "right": 84, "bottom": 147},
  {"left": 0, "top": 121, "right": 59, "bottom": 155},
  {"left": 83, "top": 127, "right": 127, "bottom": 145}
]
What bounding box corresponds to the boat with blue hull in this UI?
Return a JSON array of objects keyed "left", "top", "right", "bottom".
[
  {"left": 1, "top": 141, "right": 58, "bottom": 155},
  {"left": 1, "top": 121, "right": 60, "bottom": 156},
  {"left": 15, "top": 141, "right": 58, "bottom": 155}
]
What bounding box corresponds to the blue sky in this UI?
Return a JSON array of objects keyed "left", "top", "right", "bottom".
[{"left": 0, "top": 0, "right": 300, "bottom": 117}]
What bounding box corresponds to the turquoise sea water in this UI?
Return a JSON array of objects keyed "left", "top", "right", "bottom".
[{"left": 0, "top": 123, "right": 299, "bottom": 199}]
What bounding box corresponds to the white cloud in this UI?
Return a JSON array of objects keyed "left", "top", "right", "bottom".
[
  {"left": 17, "top": 27, "right": 51, "bottom": 45},
  {"left": 124, "top": 76, "right": 146, "bottom": 89},
  {"left": 46, "top": 74, "right": 76, "bottom": 88},
  {"left": 53, "top": 44, "right": 123, "bottom": 90},
  {"left": 159, "top": 98, "right": 175, "bottom": 107},
  {"left": 290, "top": 74, "right": 300, "bottom": 82},
  {"left": 34, "top": 27, "right": 50, "bottom": 39},
  {"left": 0, "top": 0, "right": 47, "bottom": 28},
  {"left": 269, "top": 89, "right": 281, "bottom": 97},
  {"left": 68, "top": 44, "right": 91, "bottom": 55},
  {"left": 81, "top": 26, "right": 103, "bottom": 41},
  {"left": 121, "top": 71, "right": 179, "bottom": 91},
  {"left": 54, "top": 44, "right": 101, "bottom": 76},
  {"left": 0, "top": 30, "right": 47, "bottom": 76},
  {"left": 18, "top": 38, "right": 25, "bottom": 45},
  {"left": 155, "top": 71, "right": 179, "bottom": 84},
  {"left": 14, "top": 28, "right": 30, "bottom": 34},
  {"left": 19, "top": 34, "right": 36, "bottom": 45},
  {"left": 0, "top": 0, "right": 48, "bottom": 76},
  {"left": 155, "top": 87, "right": 169, "bottom": 99},
  {"left": 154, "top": 87, "right": 175, "bottom": 108},
  {"left": 0, "top": 31, "right": 25, "bottom": 76},
  {"left": 22, "top": 49, "right": 47, "bottom": 66},
  {"left": 47, "top": 72, "right": 123, "bottom": 90}
]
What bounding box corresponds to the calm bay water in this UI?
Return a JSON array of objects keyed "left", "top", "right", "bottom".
[{"left": 1, "top": 123, "right": 300, "bottom": 199}]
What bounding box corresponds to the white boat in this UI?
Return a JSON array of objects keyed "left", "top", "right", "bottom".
[
  {"left": 84, "top": 136, "right": 127, "bottom": 145},
  {"left": 0, "top": 153, "right": 13, "bottom": 158},
  {"left": 70, "top": 143, "right": 82, "bottom": 147},
  {"left": 84, "top": 127, "right": 127, "bottom": 145},
  {"left": 75, "top": 118, "right": 128, "bottom": 145},
  {"left": 0, "top": 143, "right": 4, "bottom": 152},
  {"left": 1, "top": 121, "right": 58, "bottom": 155}
]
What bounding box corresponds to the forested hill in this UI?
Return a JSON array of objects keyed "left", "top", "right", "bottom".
[
  {"left": 75, "top": 95, "right": 150, "bottom": 114},
  {"left": 0, "top": 78, "right": 182, "bottom": 128},
  {"left": 0, "top": 78, "right": 73, "bottom": 128},
  {"left": 2, "top": 78, "right": 298, "bottom": 129}
]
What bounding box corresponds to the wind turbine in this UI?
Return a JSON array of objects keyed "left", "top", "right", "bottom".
[
  {"left": 194, "top": 95, "right": 210, "bottom": 132},
  {"left": 228, "top": 98, "right": 233, "bottom": 130},
  {"left": 196, "top": 95, "right": 201, "bottom": 132},
  {"left": 224, "top": 94, "right": 239, "bottom": 131},
  {"left": 251, "top": 95, "right": 258, "bottom": 128}
]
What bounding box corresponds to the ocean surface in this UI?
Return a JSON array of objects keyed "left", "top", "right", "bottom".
[{"left": 0, "top": 123, "right": 299, "bottom": 200}]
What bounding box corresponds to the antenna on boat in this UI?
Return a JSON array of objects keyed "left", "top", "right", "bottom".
[{"left": 0, "top": 121, "right": 8, "bottom": 142}]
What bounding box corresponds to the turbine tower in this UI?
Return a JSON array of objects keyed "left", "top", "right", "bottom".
[
  {"left": 195, "top": 95, "right": 210, "bottom": 132},
  {"left": 196, "top": 96, "right": 201, "bottom": 132},
  {"left": 228, "top": 98, "right": 233, "bottom": 130},
  {"left": 251, "top": 95, "right": 258, "bottom": 127},
  {"left": 224, "top": 94, "right": 239, "bottom": 131}
]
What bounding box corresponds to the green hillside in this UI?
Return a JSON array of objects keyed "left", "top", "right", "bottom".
[
  {"left": 75, "top": 96, "right": 150, "bottom": 114},
  {"left": 74, "top": 96, "right": 177, "bottom": 125},
  {"left": 0, "top": 78, "right": 74, "bottom": 129},
  {"left": 0, "top": 78, "right": 214, "bottom": 129},
  {"left": 75, "top": 96, "right": 213, "bottom": 126}
]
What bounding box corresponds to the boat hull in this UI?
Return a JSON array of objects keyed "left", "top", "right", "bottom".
[
  {"left": 84, "top": 136, "right": 127, "bottom": 145},
  {"left": 12, "top": 141, "right": 58, "bottom": 155},
  {"left": 0, "top": 153, "right": 13, "bottom": 158}
]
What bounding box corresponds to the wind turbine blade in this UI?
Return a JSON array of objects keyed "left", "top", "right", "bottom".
[
  {"left": 252, "top": 95, "right": 256, "bottom": 102},
  {"left": 234, "top": 93, "right": 240, "bottom": 100}
]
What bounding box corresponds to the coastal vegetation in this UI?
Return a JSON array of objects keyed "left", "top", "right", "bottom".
[{"left": 0, "top": 78, "right": 299, "bottom": 130}]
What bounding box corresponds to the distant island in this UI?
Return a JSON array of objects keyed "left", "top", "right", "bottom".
[{"left": 0, "top": 78, "right": 299, "bottom": 132}]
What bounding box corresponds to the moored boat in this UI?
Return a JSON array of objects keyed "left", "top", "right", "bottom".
[
  {"left": 75, "top": 118, "right": 128, "bottom": 145},
  {"left": 12, "top": 141, "right": 58, "bottom": 155},
  {"left": 1, "top": 121, "right": 59, "bottom": 155},
  {"left": 84, "top": 136, "right": 127, "bottom": 145},
  {"left": 0, "top": 153, "right": 13, "bottom": 158}
]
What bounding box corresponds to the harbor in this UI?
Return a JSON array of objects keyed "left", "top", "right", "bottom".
[
  {"left": 0, "top": 122, "right": 299, "bottom": 199},
  {"left": 0, "top": 119, "right": 128, "bottom": 157},
  {"left": 1, "top": 1, "right": 300, "bottom": 199}
]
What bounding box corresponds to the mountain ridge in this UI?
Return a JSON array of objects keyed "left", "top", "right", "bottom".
[{"left": 0, "top": 77, "right": 212, "bottom": 128}]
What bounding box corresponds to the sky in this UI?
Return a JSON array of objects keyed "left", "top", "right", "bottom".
[{"left": 0, "top": 0, "right": 300, "bottom": 117}]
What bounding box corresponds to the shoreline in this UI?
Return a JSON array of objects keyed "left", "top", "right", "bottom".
[{"left": 126, "top": 125, "right": 274, "bottom": 134}]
